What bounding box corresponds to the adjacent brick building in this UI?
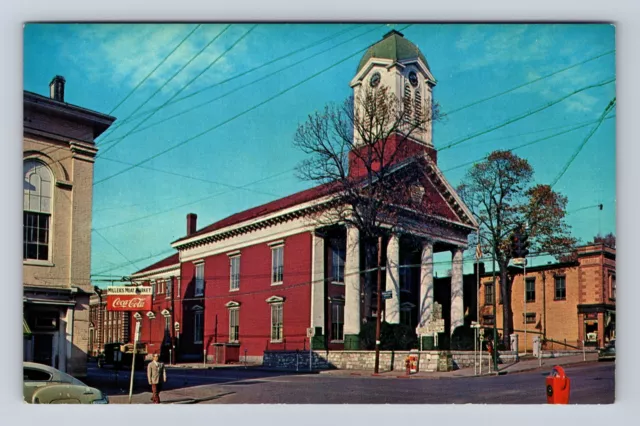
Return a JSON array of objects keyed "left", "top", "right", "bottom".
[
  {"left": 23, "top": 76, "right": 116, "bottom": 377},
  {"left": 478, "top": 243, "right": 616, "bottom": 351},
  {"left": 88, "top": 290, "right": 130, "bottom": 357}
]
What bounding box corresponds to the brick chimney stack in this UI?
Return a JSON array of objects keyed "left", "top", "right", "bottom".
[
  {"left": 187, "top": 213, "right": 198, "bottom": 236},
  {"left": 49, "top": 75, "right": 66, "bottom": 102}
]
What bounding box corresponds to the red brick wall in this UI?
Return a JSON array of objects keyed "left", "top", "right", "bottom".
[
  {"left": 348, "top": 134, "right": 437, "bottom": 179},
  {"left": 174, "top": 231, "right": 313, "bottom": 359}
]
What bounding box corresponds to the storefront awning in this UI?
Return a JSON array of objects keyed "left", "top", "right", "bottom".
[{"left": 23, "top": 318, "right": 32, "bottom": 338}]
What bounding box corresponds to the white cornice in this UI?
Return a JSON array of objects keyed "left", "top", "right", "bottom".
[
  {"left": 173, "top": 193, "right": 338, "bottom": 250},
  {"left": 130, "top": 264, "right": 180, "bottom": 280}
]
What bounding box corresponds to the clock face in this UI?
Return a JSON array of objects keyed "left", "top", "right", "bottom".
[
  {"left": 409, "top": 71, "right": 418, "bottom": 87},
  {"left": 370, "top": 72, "right": 381, "bottom": 87}
]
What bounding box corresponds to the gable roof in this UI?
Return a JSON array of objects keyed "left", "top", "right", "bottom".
[
  {"left": 173, "top": 152, "right": 477, "bottom": 249},
  {"left": 132, "top": 253, "right": 180, "bottom": 276},
  {"left": 172, "top": 181, "right": 339, "bottom": 245}
]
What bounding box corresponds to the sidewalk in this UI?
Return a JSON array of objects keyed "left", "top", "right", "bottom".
[
  {"left": 317, "top": 353, "right": 599, "bottom": 379},
  {"left": 106, "top": 387, "right": 235, "bottom": 404}
]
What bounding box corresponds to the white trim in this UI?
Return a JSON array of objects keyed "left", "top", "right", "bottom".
[
  {"left": 191, "top": 305, "right": 203, "bottom": 311},
  {"left": 160, "top": 309, "right": 171, "bottom": 317},
  {"left": 193, "top": 259, "right": 204, "bottom": 264},
  {"left": 133, "top": 312, "right": 142, "bottom": 320},
  {"left": 227, "top": 250, "right": 241, "bottom": 257},
  {"left": 225, "top": 301, "right": 241, "bottom": 308},
  {"left": 267, "top": 239, "right": 284, "bottom": 247},
  {"left": 130, "top": 264, "right": 180, "bottom": 280},
  {"left": 265, "top": 295, "right": 285, "bottom": 304},
  {"left": 173, "top": 193, "right": 338, "bottom": 249},
  {"left": 146, "top": 312, "right": 156, "bottom": 319},
  {"left": 22, "top": 260, "right": 55, "bottom": 267}
]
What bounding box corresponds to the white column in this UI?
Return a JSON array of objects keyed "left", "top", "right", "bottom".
[
  {"left": 418, "top": 241, "right": 434, "bottom": 329},
  {"left": 344, "top": 226, "right": 361, "bottom": 337},
  {"left": 310, "top": 232, "right": 325, "bottom": 333},
  {"left": 450, "top": 248, "right": 465, "bottom": 335},
  {"left": 385, "top": 233, "right": 401, "bottom": 324}
]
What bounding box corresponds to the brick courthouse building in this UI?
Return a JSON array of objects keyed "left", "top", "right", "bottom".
[{"left": 115, "top": 31, "right": 486, "bottom": 363}]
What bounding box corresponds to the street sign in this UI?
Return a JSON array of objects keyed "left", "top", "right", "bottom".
[
  {"left": 471, "top": 321, "right": 481, "bottom": 328},
  {"left": 106, "top": 286, "right": 152, "bottom": 311},
  {"left": 424, "top": 319, "right": 445, "bottom": 334},
  {"left": 381, "top": 291, "right": 393, "bottom": 300},
  {"left": 306, "top": 327, "right": 315, "bottom": 338},
  {"left": 512, "top": 257, "right": 527, "bottom": 266}
]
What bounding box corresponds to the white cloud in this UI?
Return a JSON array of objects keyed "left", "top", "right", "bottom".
[{"left": 65, "top": 24, "right": 253, "bottom": 99}]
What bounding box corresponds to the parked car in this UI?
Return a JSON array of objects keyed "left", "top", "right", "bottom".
[
  {"left": 598, "top": 339, "right": 615, "bottom": 362},
  {"left": 23, "top": 362, "right": 109, "bottom": 404}
]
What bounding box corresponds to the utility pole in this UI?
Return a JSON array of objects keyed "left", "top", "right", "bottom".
[
  {"left": 374, "top": 235, "right": 383, "bottom": 374},
  {"left": 492, "top": 245, "right": 498, "bottom": 372}
]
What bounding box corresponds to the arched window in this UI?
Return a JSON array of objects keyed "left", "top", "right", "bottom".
[
  {"left": 414, "top": 90, "right": 422, "bottom": 124},
  {"left": 403, "top": 84, "right": 412, "bottom": 119},
  {"left": 23, "top": 160, "right": 53, "bottom": 261}
]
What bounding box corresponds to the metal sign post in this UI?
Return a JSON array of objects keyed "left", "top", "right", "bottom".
[
  {"left": 307, "top": 328, "right": 315, "bottom": 372},
  {"left": 128, "top": 321, "right": 141, "bottom": 404}
]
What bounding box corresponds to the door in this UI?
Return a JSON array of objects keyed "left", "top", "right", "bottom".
[{"left": 33, "top": 334, "right": 54, "bottom": 366}]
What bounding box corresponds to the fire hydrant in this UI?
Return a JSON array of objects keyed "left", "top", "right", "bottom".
[
  {"left": 546, "top": 366, "right": 571, "bottom": 404},
  {"left": 405, "top": 356, "right": 411, "bottom": 375}
]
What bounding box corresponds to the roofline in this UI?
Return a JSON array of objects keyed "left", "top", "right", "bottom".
[
  {"left": 24, "top": 91, "right": 116, "bottom": 138},
  {"left": 130, "top": 263, "right": 181, "bottom": 279},
  {"left": 172, "top": 192, "right": 339, "bottom": 249}
]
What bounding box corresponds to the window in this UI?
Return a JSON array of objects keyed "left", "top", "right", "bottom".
[
  {"left": 229, "top": 309, "right": 239, "bottom": 342},
  {"left": 164, "top": 315, "right": 171, "bottom": 331},
  {"left": 525, "top": 278, "right": 536, "bottom": 302},
  {"left": 403, "top": 84, "right": 412, "bottom": 118},
  {"left": 484, "top": 283, "right": 494, "bottom": 305},
  {"left": 331, "top": 303, "right": 344, "bottom": 341},
  {"left": 157, "top": 280, "right": 164, "bottom": 294},
  {"left": 195, "top": 262, "right": 204, "bottom": 296},
  {"left": 193, "top": 309, "right": 203, "bottom": 344},
  {"left": 24, "top": 368, "right": 52, "bottom": 382},
  {"left": 524, "top": 312, "right": 536, "bottom": 324},
  {"left": 554, "top": 276, "right": 566, "bottom": 300},
  {"left": 166, "top": 278, "right": 172, "bottom": 299},
  {"left": 271, "top": 246, "right": 284, "bottom": 284},
  {"left": 332, "top": 247, "right": 345, "bottom": 283},
  {"left": 610, "top": 274, "right": 616, "bottom": 300},
  {"left": 400, "top": 309, "right": 412, "bottom": 328},
  {"left": 400, "top": 261, "right": 412, "bottom": 292},
  {"left": 482, "top": 315, "right": 495, "bottom": 326},
  {"left": 151, "top": 281, "right": 156, "bottom": 297},
  {"left": 414, "top": 90, "right": 422, "bottom": 124},
  {"left": 230, "top": 256, "right": 240, "bottom": 290},
  {"left": 270, "top": 303, "right": 283, "bottom": 342},
  {"left": 24, "top": 160, "right": 54, "bottom": 262}
]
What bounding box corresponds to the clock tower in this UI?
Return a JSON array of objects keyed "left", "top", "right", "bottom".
[{"left": 349, "top": 30, "right": 438, "bottom": 174}]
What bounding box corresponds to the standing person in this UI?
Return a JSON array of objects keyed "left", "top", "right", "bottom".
[{"left": 147, "top": 353, "right": 167, "bottom": 404}]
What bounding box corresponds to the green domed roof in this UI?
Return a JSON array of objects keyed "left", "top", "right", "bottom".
[{"left": 357, "top": 30, "right": 430, "bottom": 73}]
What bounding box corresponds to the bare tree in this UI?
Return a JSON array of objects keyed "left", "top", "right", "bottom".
[
  {"left": 294, "top": 85, "right": 441, "bottom": 239},
  {"left": 457, "top": 151, "right": 576, "bottom": 347}
]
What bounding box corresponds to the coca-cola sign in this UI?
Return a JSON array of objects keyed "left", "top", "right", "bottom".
[{"left": 106, "top": 286, "right": 152, "bottom": 311}]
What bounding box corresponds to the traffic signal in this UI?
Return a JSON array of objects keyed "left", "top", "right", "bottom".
[
  {"left": 510, "top": 231, "right": 521, "bottom": 258},
  {"left": 519, "top": 231, "right": 530, "bottom": 257}
]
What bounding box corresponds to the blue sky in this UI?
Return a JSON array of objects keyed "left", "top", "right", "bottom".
[{"left": 23, "top": 23, "right": 616, "bottom": 283}]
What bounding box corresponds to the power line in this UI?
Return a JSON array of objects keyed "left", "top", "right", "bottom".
[
  {"left": 105, "top": 24, "right": 202, "bottom": 117},
  {"left": 97, "top": 24, "right": 386, "bottom": 145},
  {"left": 92, "top": 248, "right": 178, "bottom": 277},
  {"left": 442, "top": 115, "right": 616, "bottom": 173},
  {"left": 439, "top": 77, "right": 615, "bottom": 151},
  {"left": 93, "top": 228, "right": 141, "bottom": 271},
  {"left": 91, "top": 25, "right": 406, "bottom": 187},
  {"left": 445, "top": 49, "right": 615, "bottom": 116},
  {"left": 98, "top": 25, "right": 257, "bottom": 159},
  {"left": 102, "top": 24, "right": 366, "bottom": 130},
  {"left": 550, "top": 97, "right": 616, "bottom": 188},
  {"left": 97, "top": 24, "right": 243, "bottom": 157},
  {"left": 97, "top": 156, "right": 281, "bottom": 197},
  {"left": 92, "top": 168, "right": 296, "bottom": 231}
]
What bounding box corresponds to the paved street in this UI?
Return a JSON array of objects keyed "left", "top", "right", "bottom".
[{"left": 85, "top": 360, "right": 614, "bottom": 404}]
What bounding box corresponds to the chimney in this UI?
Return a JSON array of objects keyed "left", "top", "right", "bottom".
[
  {"left": 49, "top": 75, "right": 66, "bottom": 102},
  {"left": 187, "top": 213, "right": 197, "bottom": 236}
]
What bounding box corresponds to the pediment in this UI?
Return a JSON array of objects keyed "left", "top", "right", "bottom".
[{"left": 265, "top": 295, "right": 285, "bottom": 304}]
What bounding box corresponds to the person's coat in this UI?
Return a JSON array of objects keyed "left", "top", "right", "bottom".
[{"left": 147, "top": 361, "right": 167, "bottom": 385}]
